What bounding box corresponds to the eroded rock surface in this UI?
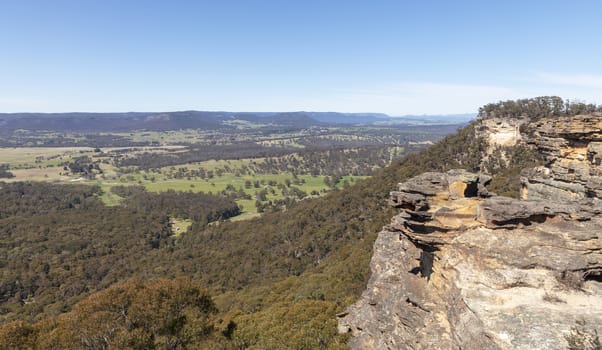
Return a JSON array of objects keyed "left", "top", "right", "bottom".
[
  {"left": 476, "top": 115, "right": 526, "bottom": 148},
  {"left": 338, "top": 114, "right": 602, "bottom": 350}
]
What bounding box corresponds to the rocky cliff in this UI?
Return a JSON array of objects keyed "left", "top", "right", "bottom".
[{"left": 338, "top": 113, "right": 602, "bottom": 349}]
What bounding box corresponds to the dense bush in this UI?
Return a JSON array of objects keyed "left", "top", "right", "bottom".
[
  {"left": 117, "top": 187, "right": 241, "bottom": 224},
  {"left": 479, "top": 96, "right": 601, "bottom": 120},
  {"left": 0, "top": 164, "right": 14, "bottom": 179},
  {"left": 0, "top": 278, "right": 221, "bottom": 350}
]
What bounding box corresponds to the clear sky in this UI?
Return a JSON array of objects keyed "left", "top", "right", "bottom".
[{"left": 1, "top": 0, "right": 601, "bottom": 115}]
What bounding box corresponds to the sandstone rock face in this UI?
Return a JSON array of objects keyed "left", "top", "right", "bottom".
[
  {"left": 338, "top": 114, "right": 602, "bottom": 350},
  {"left": 476, "top": 116, "right": 526, "bottom": 149},
  {"left": 522, "top": 113, "right": 602, "bottom": 202}
]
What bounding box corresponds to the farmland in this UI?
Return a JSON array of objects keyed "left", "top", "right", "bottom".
[{"left": 0, "top": 118, "right": 463, "bottom": 223}]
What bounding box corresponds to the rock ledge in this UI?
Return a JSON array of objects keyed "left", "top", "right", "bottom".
[{"left": 338, "top": 115, "right": 602, "bottom": 350}]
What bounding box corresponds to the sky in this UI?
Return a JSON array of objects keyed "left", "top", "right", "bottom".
[{"left": 1, "top": 0, "right": 602, "bottom": 115}]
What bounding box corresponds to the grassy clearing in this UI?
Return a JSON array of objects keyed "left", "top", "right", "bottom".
[
  {"left": 102, "top": 145, "right": 188, "bottom": 156},
  {"left": 336, "top": 175, "right": 370, "bottom": 189},
  {"left": 0, "top": 147, "right": 93, "bottom": 168},
  {"left": 230, "top": 201, "right": 262, "bottom": 221},
  {"left": 169, "top": 217, "right": 193, "bottom": 236},
  {"left": 221, "top": 119, "right": 267, "bottom": 129},
  {"left": 97, "top": 182, "right": 124, "bottom": 206},
  {"left": 160, "top": 158, "right": 268, "bottom": 173},
  {"left": 3, "top": 167, "right": 67, "bottom": 182},
  {"left": 86, "top": 171, "right": 369, "bottom": 217}
]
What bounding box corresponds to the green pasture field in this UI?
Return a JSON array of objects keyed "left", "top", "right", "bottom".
[
  {"left": 159, "top": 157, "right": 268, "bottom": 173},
  {"left": 169, "top": 217, "right": 193, "bottom": 236},
  {"left": 0, "top": 147, "right": 94, "bottom": 168},
  {"left": 84, "top": 172, "right": 368, "bottom": 217},
  {"left": 1, "top": 145, "right": 371, "bottom": 221}
]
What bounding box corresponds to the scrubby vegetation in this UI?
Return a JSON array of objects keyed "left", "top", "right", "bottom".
[
  {"left": 0, "top": 164, "right": 14, "bottom": 178},
  {"left": 0, "top": 278, "right": 221, "bottom": 350},
  {"left": 483, "top": 144, "right": 545, "bottom": 197},
  {"left": 479, "top": 96, "right": 601, "bottom": 120},
  {"left": 115, "top": 186, "right": 241, "bottom": 224},
  {"left": 565, "top": 320, "right": 601, "bottom": 350}
]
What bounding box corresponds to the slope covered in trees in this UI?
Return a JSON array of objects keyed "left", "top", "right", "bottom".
[
  {"left": 0, "top": 183, "right": 239, "bottom": 324},
  {"left": 479, "top": 96, "right": 602, "bottom": 120},
  {"left": 0, "top": 122, "right": 484, "bottom": 349},
  {"left": 0, "top": 278, "right": 220, "bottom": 349},
  {"left": 0, "top": 98, "right": 574, "bottom": 349}
]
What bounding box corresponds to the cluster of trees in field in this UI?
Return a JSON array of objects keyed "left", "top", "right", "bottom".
[
  {"left": 248, "top": 146, "right": 402, "bottom": 176},
  {"left": 479, "top": 96, "right": 602, "bottom": 119},
  {"left": 114, "top": 142, "right": 296, "bottom": 169},
  {"left": 144, "top": 146, "right": 407, "bottom": 182},
  {"left": 112, "top": 186, "right": 241, "bottom": 225},
  {"left": 0, "top": 164, "right": 14, "bottom": 178},
  {"left": 62, "top": 156, "right": 103, "bottom": 179}
]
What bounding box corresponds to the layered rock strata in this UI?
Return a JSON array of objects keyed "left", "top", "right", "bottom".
[
  {"left": 338, "top": 115, "right": 602, "bottom": 349},
  {"left": 522, "top": 113, "right": 602, "bottom": 202}
]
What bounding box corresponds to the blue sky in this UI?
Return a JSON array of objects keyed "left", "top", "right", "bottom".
[{"left": 1, "top": 0, "right": 601, "bottom": 115}]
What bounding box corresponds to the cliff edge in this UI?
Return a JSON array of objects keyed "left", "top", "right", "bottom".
[{"left": 338, "top": 112, "right": 602, "bottom": 349}]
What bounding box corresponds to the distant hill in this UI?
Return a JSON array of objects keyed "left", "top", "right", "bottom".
[
  {"left": 0, "top": 111, "right": 472, "bottom": 133},
  {"left": 303, "top": 112, "right": 391, "bottom": 124},
  {"left": 387, "top": 113, "right": 475, "bottom": 125}
]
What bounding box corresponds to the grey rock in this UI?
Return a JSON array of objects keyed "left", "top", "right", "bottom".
[
  {"left": 397, "top": 172, "right": 448, "bottom": 196},
  {"left": 340, "top": 114, "right": 602, "bottom": 350},
  {"left": 522, "top": 113, "right": 602, "bottom": 201}
]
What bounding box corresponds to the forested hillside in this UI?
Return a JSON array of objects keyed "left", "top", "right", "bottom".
[
  {"left": 0, "top": 98, "right": 571, "bottom": 349},
  {"left": 0, "top": 122, "right": 485, "bottom": 349}
]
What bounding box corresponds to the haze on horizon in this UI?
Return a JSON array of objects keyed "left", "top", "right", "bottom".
[{"left": 1, "top": 0, "right": 601, "bottom": 115}]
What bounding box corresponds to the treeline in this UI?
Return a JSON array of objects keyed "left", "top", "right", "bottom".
[
  {"left": 479, "top": 96, "right": 602, "bottom": 120},
  {"left": 0, "top": 182, "right": 101, "bottom": 218},
  {"left": 0, "top": 278, "right": 227, "bottom": 350},
  {"left": 63, "top": 156, "right": 103, "bottom": 179},
  {"left": 249, "top": 146, "right": 402, "bottom": 176},
  {"left": 113, "top": 186, "right": 241, "bottom": 224},
  {"left": 0, "top": 132, "right": 150, "bottom": 148},
  {"left": 158, "top": 145, "right": 406, "bottom": 181},
  {"left": 115, "top": 142, "right": 297, "bottom": 170},
  {"left": 0, "top": 164, "right": 14, "bottom": 179}
]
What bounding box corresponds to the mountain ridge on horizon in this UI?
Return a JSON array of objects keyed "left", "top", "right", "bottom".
[{"left": 0, "top": 110, "right": 474, "bottom": 133}]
